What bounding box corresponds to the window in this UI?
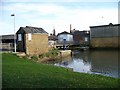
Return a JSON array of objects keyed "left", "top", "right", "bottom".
[
  {"left": 85, "top": 37, "right": 88, "bottom": 42},
  {"left": 28, "top": 33, "right": 32, "bottom": 40},
  {"left": 18, "top": 34, "right": 22, "bottom": 41}
]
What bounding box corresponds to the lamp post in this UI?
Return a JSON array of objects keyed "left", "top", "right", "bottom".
[{"left": 11, "top": 14, "right": 16, "bottom": 53}]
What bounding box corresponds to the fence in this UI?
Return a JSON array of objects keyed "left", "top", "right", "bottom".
[{"left": 0, "top": 43, "right": 14, "bottom": 52}]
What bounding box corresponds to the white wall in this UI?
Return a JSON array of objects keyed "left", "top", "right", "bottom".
[{"left": 58, "top": 34, "right": 73, "bottom": 42}]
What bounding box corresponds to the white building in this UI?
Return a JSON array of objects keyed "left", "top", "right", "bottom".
[{"left": 57, "top": 31, "right": 73, "bottom": 45}]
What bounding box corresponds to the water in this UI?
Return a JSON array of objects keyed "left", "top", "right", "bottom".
[{"left": 54, "top": 50, "right": 119, "bottom": 78}]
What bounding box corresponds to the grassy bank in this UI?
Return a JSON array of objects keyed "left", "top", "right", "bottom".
[{"left": 2, "top": 53, "right": 119, "bottom": 88}]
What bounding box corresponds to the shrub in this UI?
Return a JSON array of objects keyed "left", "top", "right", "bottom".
[
  {"left": 31, "top": 55, "right": 38, "bottom": 61},
  {"left": 39, "top": 48, "right": 59, "bottom": 59},
  {"left": 39, "top": 54, "right": 44, "bottom": 58}
]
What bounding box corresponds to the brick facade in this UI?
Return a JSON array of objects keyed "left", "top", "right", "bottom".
[{"left": 25, "top": 34, "right": 48, "bottom": 55}]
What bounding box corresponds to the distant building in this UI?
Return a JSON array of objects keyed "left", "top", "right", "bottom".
[
  {"left": 73, "top": 30, "right": 90, "bottom": 46},
  {"left": 48, "top": 35, "right": 58, "bottom": 47},
  {"left": 0, "top": 34, "right": 15, "bottom": 51},
  {"left": 90, "top": 23, "right": 120, "bottom": 48},
  {"left": 1, "top": 34, "right": 15, "bottom": 43},
  {"left": 16, "top": 26, "right": 48, "bottom": 55},
  {"left": 48, "top": 28, "right": 58, "bottom": 48},
  {"left": 57, "top": 31, "right": 73, "bottom": 45}
]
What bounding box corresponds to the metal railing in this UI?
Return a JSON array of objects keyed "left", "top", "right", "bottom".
[{"left": 56, "top": 41, "right": 74, "bottom": 45}]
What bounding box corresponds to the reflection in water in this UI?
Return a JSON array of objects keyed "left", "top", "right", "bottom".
[
  {"left": 54, "top": 50, "right": 119, "bottom": 78},
  {"left": 90, "top": 50, "right": 118, "bottom": 78}
]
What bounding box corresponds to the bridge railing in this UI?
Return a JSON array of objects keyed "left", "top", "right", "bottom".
[{"left": 56, "top": 41, "right": 74, "bottom": 45}]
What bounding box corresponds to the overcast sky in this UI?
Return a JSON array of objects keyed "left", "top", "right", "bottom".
[{"left": 0, "top": 0, "right": 119, "bottom": 35}]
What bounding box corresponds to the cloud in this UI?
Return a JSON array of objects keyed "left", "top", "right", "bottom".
[
  {"left": 29, "top": 8, "right": 118, "bottom": 34},
  {"left": 0, "top": 21, "right": 14, "bottom": 35},
  {"left": 3, "top": 0, "right": 120, "bottom": 2},
  {"left": 2, "top": 3, "right": 65, "bottom": 16},
  {"left": 0, "top": 1, "right": 118, "bottom": 35}
]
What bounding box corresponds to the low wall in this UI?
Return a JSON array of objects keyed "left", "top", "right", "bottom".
[
  {"left": 60, "top": 50, "right": 72, "bottom": 57},
  {"left": 1, "top": 43, "right": 13, "bottom": 51}
]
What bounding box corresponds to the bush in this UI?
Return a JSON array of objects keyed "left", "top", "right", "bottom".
[
  {"left": 39, "top": 48, "right": 59, "bottom": 59},
  {"left": 31, "top": 55, "right": 38, "bottom": 61},
  {"left": 39, "top": 54, "right": 45, "bottom": 58}
]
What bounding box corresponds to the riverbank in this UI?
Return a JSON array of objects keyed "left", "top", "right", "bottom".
[
  {"left": 2, "top": 53, "right": 119, "bottom": 88},
  {"left": 16, "top": 48, "right": 71, "bottom": 64}
]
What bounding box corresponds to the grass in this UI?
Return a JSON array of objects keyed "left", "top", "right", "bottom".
[{"left": 2, "top": 53, "right": 119, "bottom": 88}]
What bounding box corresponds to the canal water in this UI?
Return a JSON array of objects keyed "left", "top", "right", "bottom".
[{"left": 54, "top": 50, "right": 119, "bottom": 78}]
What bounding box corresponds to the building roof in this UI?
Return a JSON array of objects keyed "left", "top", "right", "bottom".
[
  {"left": 73, "top": 30, "right": 90, "bottom": 37},
  {"left": 90, "top": 23, "right": 120, "bottom": 28},
  {"left": 17, "top": 26, "right": 48, "bottom": 34},
  {"left": 0, "top": 34, "right": 15, "bottom": 40},
  {"left": 48, "top": 35, "right": 58, "bottom": 41},
  {"left": 57, "top": 31, "right": 72, "bottom": 36}
]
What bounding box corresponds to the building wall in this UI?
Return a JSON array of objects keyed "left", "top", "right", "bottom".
[
  {"left": 90, "top": 24, "right": 120, "bottom": 48},
  {"left": 73, "top": 31, "right": 90, "bottom": 45},
  {"left": 90, "top": 26, "right": 119, "bottom": 38},
  {"left": 90, "top": 37, "right": 120, "bottom": 48},
  {"left": 25, "top": 33, "right": 48, "bottom": 55},
  {"left": 58, "top": 34, "right": 73, "bottom": 42},
  {"left": 57, "top": 34, "right": 73, "bottom": 45}
]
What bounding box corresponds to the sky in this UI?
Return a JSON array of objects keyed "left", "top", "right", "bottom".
[{"left": 0, "top": 0, "right": 119, "bottom": 35}]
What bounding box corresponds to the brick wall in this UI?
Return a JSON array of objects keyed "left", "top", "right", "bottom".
[
  {"left": 25, "top": 34, "right": 48, "bottom": 55},
  {"left": 90, "top": 37, "right": 120, "bottom": 48}
]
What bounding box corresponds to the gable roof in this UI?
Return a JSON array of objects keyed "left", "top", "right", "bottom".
[
  {"left": 57, "top": 31, "right": 72, "bottom": 36},
  {"left": 17, "top": 26, "right": 48, "bottom": 34}
]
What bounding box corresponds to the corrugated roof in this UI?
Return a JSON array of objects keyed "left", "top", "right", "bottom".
[
  {"left": 17, "top": 26, "right": 48, "bottom": 34},
  {"left": 90, "top": 23, "right": 120, "bottom": 28},
  {"left": 0, "top": 34, "right": 15, "bottom": 40}
]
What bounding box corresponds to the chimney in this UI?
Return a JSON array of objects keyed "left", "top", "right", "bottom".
[
  {"left": 53, "top": 26, "right": 56, "bottom": 36},
  {"left": 109, "top": 23, "right": 113, "bottom": 26},
  {"left": 70, "top": 24, "right": 72, "bottom": 33}
]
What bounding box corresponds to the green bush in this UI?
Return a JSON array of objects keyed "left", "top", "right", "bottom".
[
  {"left": 31, "top": 55, "right": 38, "bottom": 61},
  {"left": 39, "top": 54, "right": 45, "bottom": 58},
  {"left": 39, "top": 48, "right": 59, "bottom": 58}
]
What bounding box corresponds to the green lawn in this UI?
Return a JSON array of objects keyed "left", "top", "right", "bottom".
[{"left": 2, "top": 53, "right": 119, "bottom": 88}]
